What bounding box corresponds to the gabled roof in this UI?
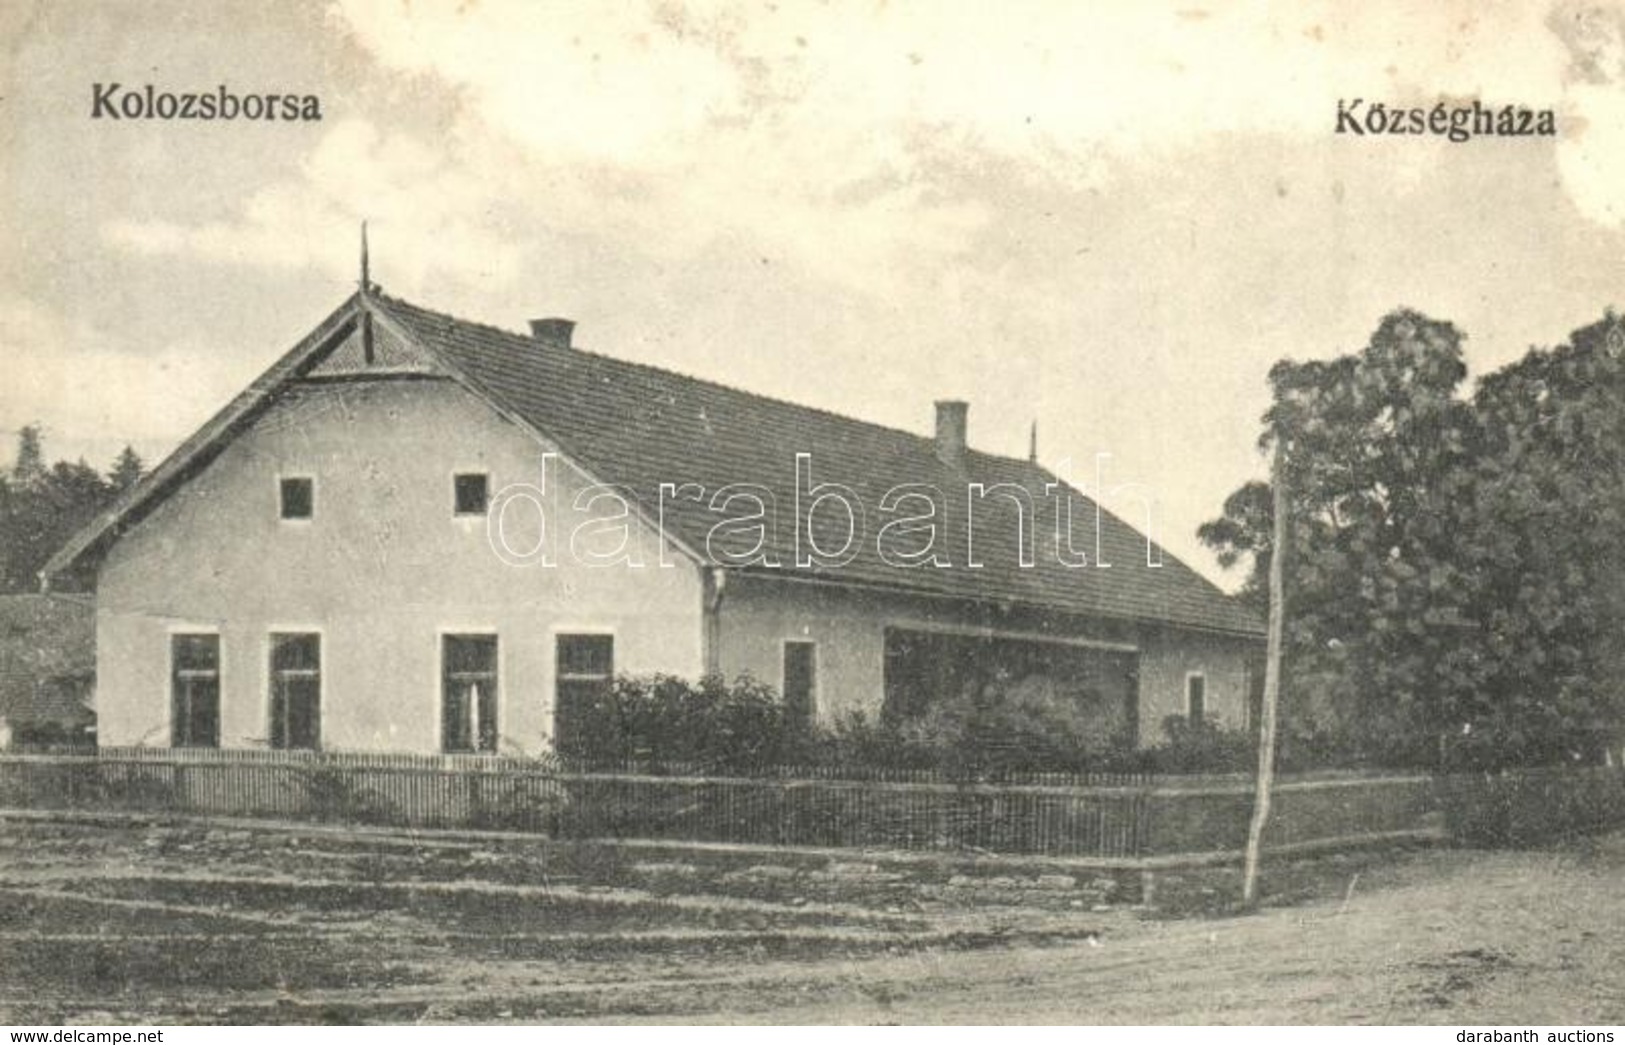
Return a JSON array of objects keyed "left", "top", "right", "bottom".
[{"left": 46, "top": 290, "right": 1264, "bottom": 639}]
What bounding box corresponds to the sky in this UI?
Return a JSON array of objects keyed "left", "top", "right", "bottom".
[{"left": 2, "top": 0, "right": 1623, "bottom": 587}]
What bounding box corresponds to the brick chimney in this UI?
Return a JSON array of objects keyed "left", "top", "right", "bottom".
[
  {"left": 529, "top": 317, "right": 576, "bottom": 347},
  {"left": 935, "top": 400, "right": 968, "bottom": 469}
]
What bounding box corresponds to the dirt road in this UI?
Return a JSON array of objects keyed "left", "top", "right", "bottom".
[
  {"left": 0, "top": 817, "right": 1620, "bottom": 1024},
  {"left": 699, "top": 845, "right": 1625, "bottom": 1024}
]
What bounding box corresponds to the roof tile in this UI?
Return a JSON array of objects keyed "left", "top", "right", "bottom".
[{"left": 378, "top": 295, "right": 1263, "bottom": 637}]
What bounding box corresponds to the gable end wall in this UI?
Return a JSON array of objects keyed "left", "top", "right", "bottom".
[{"left": 94, "top": 379, "right": 704, "bottom": 754}]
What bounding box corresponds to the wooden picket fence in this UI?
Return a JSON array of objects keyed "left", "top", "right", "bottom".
[{"left": 0, "top": 746, "right": 1447, "bottom": 859}]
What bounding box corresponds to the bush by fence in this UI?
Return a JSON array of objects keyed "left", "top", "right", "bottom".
[
  {"left": 1436, "top": 765, "right": 1625, "bottom": 847},
  {"left": 1144, "top": 774, "right": 1439, "bottom": 854},
  {"left": 556, "top": 673, "right": 1263, "bottom": 777},
  {"left": 559, "top": 673, "right": 799, "bottom": 768},
  {"left": 1143, "top": 715, "right": 1256, "bottom": 775},
  {"left": 556, "top": 671, "right": 1148, "bottom": 776}
]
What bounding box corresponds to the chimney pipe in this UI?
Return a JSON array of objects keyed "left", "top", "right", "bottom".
[
  {"left": 934, "top": 400, "right": 968, "bottom": 469},
  {"left": 529, "top": 317, "right": 576, "bottom": 347}
]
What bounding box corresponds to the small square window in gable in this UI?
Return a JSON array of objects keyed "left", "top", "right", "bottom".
[
  {"left": 279, "top": 477, "right": 314, "bottom": 521},
  {"left": 454, "top": 473, "right": 489, "bottom": 516}
]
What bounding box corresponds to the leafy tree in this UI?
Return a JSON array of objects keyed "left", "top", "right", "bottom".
[
  {"left": 1447, "top": 313, "right": 1625, "bottom": 766},
  {"left": 11, "top": 425, "right": 45, "bottom": 486},
  {"left": 0, "top": 430, "right": 120, "bottom": 593},
  {"left": 1202, "top": 310, "right": 1480, "bottom": 766},
  {"left": 1205, "top": 309, "right": 1625, "bottom": 769},
  {"left": 1195, "top": 480, "right": 1272, "bottom": 616},
  {"left": 108, "top": 445, "right": 144, "bottom": 491}
]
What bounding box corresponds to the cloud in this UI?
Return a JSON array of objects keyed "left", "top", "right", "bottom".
[
  {"left": 1558, "top": 82, "right": 1625, "bottom": 226},
  {"left": 1550, "top": 1, "right": 1625, "bottom": 227},
  {"left": 332, "top": 0, "right": 1568, "bottom": 162},
  {"left": 94, "top": 1, "right": 1624, "bottom": 303},
  {"left": 0, "top": 294, "right": 249, "bottom": 453},
  {"left": 327, "top": 1, "right": 1625, "bottom": 272},
  {"left": 102, "top": 119, "right": 527, "bottom": 296}
]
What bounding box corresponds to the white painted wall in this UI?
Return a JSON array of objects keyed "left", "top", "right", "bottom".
[
  {"left": 95, "top": 379, "right": 704, "bottom": 754},
  {"left": 715, "top": 571, "right": 1258, "bottom": 746}
]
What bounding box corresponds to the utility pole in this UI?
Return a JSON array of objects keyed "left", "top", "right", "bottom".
[{"left": 1242, "top": 434, "right": 1288, "bottom": 909}]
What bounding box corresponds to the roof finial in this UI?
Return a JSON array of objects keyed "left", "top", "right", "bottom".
[
  {"left": 359, "top": 220, "right": 371, "bottom": 297},
  {"left": 1028, "top": 419, "right": 1038, "bottom": 463}
]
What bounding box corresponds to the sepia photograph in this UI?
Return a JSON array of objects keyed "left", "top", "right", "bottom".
[{"left": 1, "top": 0, "right": 1623, "bottom": 1030}]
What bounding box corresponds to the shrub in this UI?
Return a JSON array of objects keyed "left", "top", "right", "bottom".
[
  {"left": 573, "top": 679, "right": 1605, "bottom": 778},
  {"left": 1439, "top": 722, "right": 1614, "bottom": 773},
  {"left": 557, "top": 672, "right": 802, "bottom": 771},
  {"left": 468, "top": 771, "right": 568, "bottom": 833},
  {"left": 560, "top": 671, "right": 1147, "bottom": 777},
  {"left": 816, "top": 689, "right": 1141, "bottom": 778},
  {"left": 95, "top": 763, "right": 178, "bottom": 811},
  {"left": 1146, "top": 715, "right": 1255, "bottom": 774},
  {"left": 288, "top": 764, "right": 397, "bottom": 824}
]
